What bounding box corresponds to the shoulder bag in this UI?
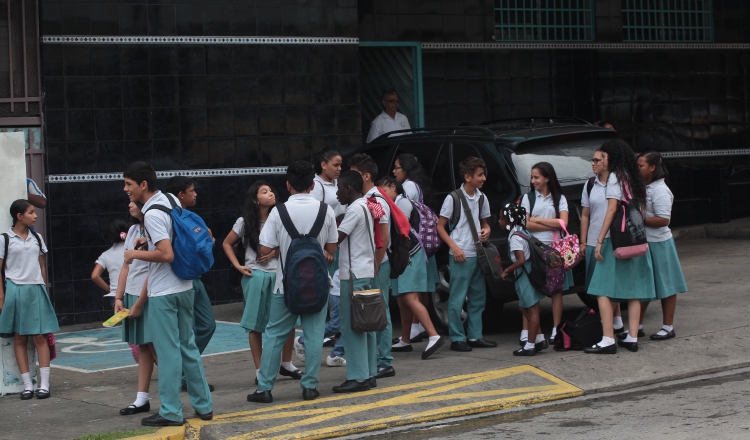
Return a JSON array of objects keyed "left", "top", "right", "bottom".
[
  {"left": 350, "top": 205, "right": 388, "bottom": 332},
  {"left": 455, "top": 191, "right": 503, "bottom": 279}
]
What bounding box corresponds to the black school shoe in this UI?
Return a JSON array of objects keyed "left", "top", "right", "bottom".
[
  {"left": 391, "top": 344, "right": 413, "bottom": 352},
  {"left": 36, "top": 389, "right": 50, "bottom": 399},
  {"left": 375, "top": 366, "right": 396, "bottom": 379},
  {"left": 513, "top": 347, "right": 536, "bottom": 356},
  {"left": 20, "top": 390, "right": 34, "bottom": 400},
  {"left": 421, "top": 336, "right": 445, "bottom": 360},
  {"left": 247, "top": 390, "right": 273, "bottom": 403},
  {"left": 617, "top": 340, "right": 639, "bottom": 352},
  {"left": 450, "top": 341, "right": 472, "bottom": 352},
  {"left": 650, "top": 329, "right": 676, "bottom": 341},
  {"left": 332, "top": 380, "right": 370, "bottom": 393},
  {"left": 616, "top": 329, "right": 645, "bottom": 340},
  {"left": 279, "top": 366, "right": 304, "bottom": 380},
  {"left": 534, "top": 339, "right": 549, "bottom": 352},
  {"left": 120, "top": 401, "right": 151, "bottom": 415},
  {"left": 583, "top": 343, "right": 617, "bottom": 354},
  {"left": 141, "top": 413, "right": 184, "bottom": 427},
  {"left": 302, "top": 388, "right": 319, "bottom": 401},
  {"left": 467, "top": 338, "right": 498, "bottom": 348},
  {"left": 195, "top": 410, "right": 213, "bottom": 421}
]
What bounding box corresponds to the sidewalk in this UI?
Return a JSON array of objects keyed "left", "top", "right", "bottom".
[{"left": 1, "top": 233, "right": 748, "bottom": 439}]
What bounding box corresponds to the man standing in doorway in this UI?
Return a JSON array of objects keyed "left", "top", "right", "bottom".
[{"left": 366, "top": 90, "right": 411, "bottom": 143}]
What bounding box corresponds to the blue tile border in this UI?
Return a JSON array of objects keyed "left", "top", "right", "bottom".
[{"left": 47, "top": 166, "right": 287, "bottom": 183}]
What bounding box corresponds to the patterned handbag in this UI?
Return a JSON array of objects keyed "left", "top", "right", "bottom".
[{"left": 551, "top": 219, "right": 582, "bottom": 272}]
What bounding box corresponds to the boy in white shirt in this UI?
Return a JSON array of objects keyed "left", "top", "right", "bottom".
[
  {"left": 348, "top": 153, "right": 395, "bottom": 380},
  {"left": 332, "top": 171, "right": 378, "bottom": 392},
  {"left": 122, "top": 162, "right": 213, "bottom": 427},
  {"left": 247, "top": 161, "right": 338, "bottom": 403},
  {"left": 436, "top": 157, "right": 497, "bottom": 352}
]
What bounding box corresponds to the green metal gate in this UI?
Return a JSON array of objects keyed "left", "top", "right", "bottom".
[{"left": 359, "top": 42, "right": 424, "bottom": 142}]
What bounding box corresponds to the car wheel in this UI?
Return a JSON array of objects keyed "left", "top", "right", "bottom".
[
  {"left": 428, "top": 263, "right": 467, "bottom": 333},
  {"left": 577, "top": 292, "right": 599, "bottom": 310}
]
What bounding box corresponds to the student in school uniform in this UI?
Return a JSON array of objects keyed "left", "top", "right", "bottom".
[
  {"left": 222, "top": 181, "right": 301, "bottom": 386},
  {"left": 392, "top": 153, "right": 438, "bottom": 342},
  {"left": 348, "top": 153, "right": 395, "bottom": 379},
  {"left": 331, "top": 170, "right": 378, "bottom": 392},
  {"left": 115, "top": 201, "right": 157, "bottom": 416},
  {"left": 0, "top": 199, "right": 59, "bottom": 400},
  {"left": 378, "top": 176, "right": 444, "bottom": 359},
  {"left": 520, "top": 162, "right": 571, "bottom": 346},
  {"left": 166, "top": 176, "right": 217, "bottom": 392},
  {"left": 633, "top": 151, "right": 687, "bottom": 340},
  {"left": 499, "top": 203, "right": 546, "bottom": 356},
  {"left": 246, "top": 161, "right": 338, "bottom": 403},
  {"left": 581, "top": 150, "right": 626, "bottom": 335},
  {"left": 123, "top": 162, "right": 213, "bottom": 426},
  {"left": 297, "top": 149, "right": 347, "bottom": 366},
  {"left": 436, "top": 156, "right": 497, "bottom": 352},
  {"left": 584, "top": 140, "right": 656, "bottom": 354},
  {"left": 91, "top": 218, "right": 129, "bottom": 308}
]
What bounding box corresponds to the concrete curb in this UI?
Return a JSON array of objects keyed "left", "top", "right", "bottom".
[
  {"left": 130, "top": 426, "right": 185, "bottom": 440},
  {"left": 673, "top": 217, "right": 750, "bottom": 241}
]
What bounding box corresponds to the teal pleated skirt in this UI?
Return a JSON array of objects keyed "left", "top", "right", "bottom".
[
  {"left": 240, "top": 269, "right": 276, "bottom": 333},
  {"left": 584, "top": 251, "right": 597, "bottom": 291},
  {"left": 392, "top": 248, "right": 430, "bottom": 296},
  {"left": 121, "top": 293, "right": 152, "bottom": 345},
  {"left": 587, "top": 239, "right": 656, "bottom": 300},
  {"left": 648, "top": 238, "right": 687, "bottom": 300},
  {"left": 514, "top": 262, "right": 546, "bottom": 308},
  {"left": 563, "top": 269, "right": 574, "bottom": 290},
  {"left": 427, "top": 254, "right": 439, "bottom": 287},
  {"left": 0, "top": 281, "right": 60, "bottom": 338}
]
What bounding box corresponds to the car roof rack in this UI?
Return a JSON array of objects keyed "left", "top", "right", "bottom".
[
  {"left": 479, "top": 117, "right": 592, "bottom": 128},
  {"left": 371, "top": 126, "right": 496, "bottom": 142}
]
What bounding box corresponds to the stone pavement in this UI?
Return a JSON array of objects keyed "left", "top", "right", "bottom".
[{"left": 1, "top": 220, "right": 748, "bottom": 440}]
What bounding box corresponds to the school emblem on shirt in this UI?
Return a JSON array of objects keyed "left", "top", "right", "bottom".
[{"left": 400, "top": 121, "right": 406, "bottom": 127}]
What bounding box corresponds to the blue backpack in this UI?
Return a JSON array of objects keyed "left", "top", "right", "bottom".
[
  {"left": 276, "top": 202, "right": 330, "bottom": 315},
  {"left": 145, "top": 194, "right": 214, "bottom": 280}
]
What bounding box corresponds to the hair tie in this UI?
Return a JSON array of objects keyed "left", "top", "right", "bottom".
[{"left": 120, "top": 231, "right": 127, "bottom": 241}]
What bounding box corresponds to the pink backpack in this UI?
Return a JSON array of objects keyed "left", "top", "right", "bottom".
[{"left": 551, "top": 219, "right": 582, "bottom": 272}]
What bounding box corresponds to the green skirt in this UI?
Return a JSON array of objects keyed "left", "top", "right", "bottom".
[
  {"left": 648, "top": 238, "right": 687, "bottom": 300},
  {"left": 240, "top": 269, "right": 276, "bottom": 333},
  {"left": 427, "top": 254, "right": 439, "bottom": 288},
  {"left": 0, "top": 281, "right": 60, "bottom": 338},
  {"left": 514, "top": 262, "right": 546, "bottom": 308},
  {"left": 392, "top": 248, "right": 430, "bottom": 296},
  {"left": 121, "top": 293, "right": 151, "bottom": 345},
  {"left": 584, "top": 251, "right": 597, "bottom": 291},
  {"left": 587, "top": 239, "right": 656, "bottom": 300}
]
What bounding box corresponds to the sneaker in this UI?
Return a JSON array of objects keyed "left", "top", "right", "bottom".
[
  {"left": 326, "top": 355, "right": 346, "bottom": 367},
  {"left": 294, "top": 336, "right": 306, "bottom": 362},
  {"left": 322, "top": 337, "right": 336, "bottom": 347}
]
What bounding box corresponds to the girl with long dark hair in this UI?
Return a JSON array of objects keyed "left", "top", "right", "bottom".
[
  {"left": 520, "top": 162, "right": 571, "bottom": 347},
  {"left": 223, "top": 181, "right": 301, "bottom": 384},
  {"left": 0, "top": 199, "right": 59, "bottom": 400},
  {"left": 585, "top": 139, "right": 655, "bottom": 354}
]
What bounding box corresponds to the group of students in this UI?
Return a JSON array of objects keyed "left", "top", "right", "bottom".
[
  {"left": 0, "top": 137, "right": 686, "bottom": 421},
  {"left": 499, "top": 138, "right": 686, "bottom": 355}
]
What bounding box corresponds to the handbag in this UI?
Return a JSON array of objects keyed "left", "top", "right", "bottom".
[
  {"left": 610, "top": 181, "right": 649, "bottom": 259},
  {"left": 455, "top": 191, "right": 503, "bottom": 279},
  {"left": 349, "top": 205, "right": 388, "bottom": 333},
  {"left": 47, "top": 333, "right": 57, "bottom": 361},
  {"left": 551, "top": 219, "right": 582, "bottom": 272}
]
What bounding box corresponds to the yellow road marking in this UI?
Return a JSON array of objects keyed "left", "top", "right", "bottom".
[{"left": 186, "top": 365, "right": 582, "bottom": 440}]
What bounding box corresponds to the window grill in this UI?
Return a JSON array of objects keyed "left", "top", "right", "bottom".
[
  {"left": 622, "top": 0, "right": 713, "bottom": 42},
  {"left": 494, "top": 0, "right": 595, "bottom": 42},
  {"left": 0, "top": 0, "right": 41, "bottom": 124}
]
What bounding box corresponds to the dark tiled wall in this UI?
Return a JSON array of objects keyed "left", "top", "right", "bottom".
[{"left": 40, "top": 1, "right": 360, "bottom": 325}]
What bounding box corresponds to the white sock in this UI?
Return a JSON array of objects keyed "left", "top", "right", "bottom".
[
  {"left": 613, "top": 316, "right": 624, "bottom": 328},
  {"left": 623, "top": 335, "right": 637, "bottom": 343},
  {"left": 281, "top": 361, "right": 296, "bottom": 372},
  {"left": 392, "top": 341, "right": 410, "bottom": 348},
  {"left": 656, "top": 325, "right": 674, "bottom": 335},
  {"left": 520, "top": 330, "right": 529, "bottom": 341},
  {"left": 256, "top": 369, "right": 260, "bottom": 378},
  {"left": 596, "top": 336, "right": 615, "bottom": 347},
  {"left": 638, "top": 324, "right": 643, "bottom": 330},
  {"left": 535, "top": 334, "right": 546, "bottom": 343},
  {"left": 40, "top": 367, "right": 50, "bottom": 391},
  {"left": 524, "top": 342, "right": 536, "bottom": 351},
  {"left": 426, "top": 335, "right": 441, "bottom": 350},
  {"left": 133, "top": 391, "right": 149, "bottom": 407},
  {"left": 550, "top": 328, "right": 557, "bottom": 339},
  {"left": 21, "top": 372, "right": 32, "bottom": 391},
  {"left": 417, "top": 323, "right": 426, "bottom": 333},
  {"left": 468, "top": 338, "right": 477, "bottom": 342},
  {"left": 410, "top": 323, "right": 421, "bottom": 339}
]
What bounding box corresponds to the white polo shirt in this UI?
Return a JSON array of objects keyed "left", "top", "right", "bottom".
[
  {"left": 395, "top": 195, "right": 413, "bottom": 220},
  {"left": 365, "top": 187, "right": 391, "bottom": 264},
  {"left": 96, "top": 242, "right": 125, "bottom": 297},
  {"left": 521, "top": 190, "right": 569, "bottom": 245},
  {"left": 439, "top": 185, "right": 491, "bottom": 257},
  {"left": 508, "top": 229, "right": 531, "bottom": 262},
  {"left": 338, "top": 198, "right": 376, "bottom": 281},
  {"left": 142, "top": 192, "right": 192, "bottom": 297},
  {"left": 311, "top": 175, "right": 346, "bottom": 217},
  {"left": 366, "top": 111, "right": 411, "bottom": 143},
  {"left": 231, "top": 217, "right": 278, "bottom": 272},
  {"left": 645, "top": 178, "right": 673, "bottom": 242},
  {"left": 123, "top": 224, "right": 149, "bottom": 296},
  {"left": 402, "top": 180, "right": 421, "bottom": 203},
  {"left": 605, "top": 173, "right": 624, "bottom": 201},
  {"left": 581, "top": 176, "right": 610, "bottom": 245},
  {"left": 0, "top": 228, "right": 47, "bottom": 285},
  {"left": 259, "top": 194, "right": 338, "bottom": 295}
]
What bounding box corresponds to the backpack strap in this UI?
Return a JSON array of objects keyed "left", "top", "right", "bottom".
[
  {"left": 308, "top": 202, "right": 328, "bottom": 238},
  {"left": 450, "top": 189, "right": 485, "bottom": 231},
  {"left": 277, "top": 202, "right": 327, "bottom": 239},
  {"left": 276, "top": 203, "right": 300, "bottom": 239},
  {"left": 455, "top": 190, "right": 480, "bottom": 243},
  {"left": 586, "top": 176, "right": 596, "bottom": 197},
  {"left": 29, "top": 230, "right": 45, "bottom": 255},
  {"left": 527, "top": 189, "right": 536, "bottom": 216},
  {"left": 1, "top": 233, "right": 8, "bottom": 285}
]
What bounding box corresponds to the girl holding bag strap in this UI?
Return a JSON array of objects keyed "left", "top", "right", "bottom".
[{"left": 520, "top": 162, "right": 572, "bottom": 346}]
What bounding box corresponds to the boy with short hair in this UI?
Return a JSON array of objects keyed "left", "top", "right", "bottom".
[
  {"left": 247, "top": 161, "right": 338, "bottom": 403},
  {"left": 348, "top": 153, "right": 395, "bottom": 380},
  {"left": 436, "top": 156, "right": 497, "bottom": 352},
  {"left": 123, "top": 162, "right": 213, "bottom": 426},
  {"left": 166, "top": 176, "right": 217, "bottom": 391}
]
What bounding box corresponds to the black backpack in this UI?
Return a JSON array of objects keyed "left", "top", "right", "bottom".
[
  {"left": 553, "top": 308, "right": 604, "bottom": 351},
  {"left": 2, "top": 231, "right": 45, "bottom": 290}
]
